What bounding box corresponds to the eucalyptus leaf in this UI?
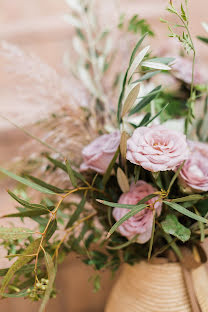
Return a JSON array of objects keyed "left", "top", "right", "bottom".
[
  {"left": 141, "top": 60, "right": 171, "bottom": 70},
  {"left": 65, "top": 197, "right": 86, "bottom": 229},
  {"left": 2, "top": 209, "right": 50, "bottom": 218},
  {"left": 8, "top": 190, "right": 48, "bottom": 210},
  {"left": 128, "top": 45, "right": 150, "bottom": 81},
  {"left": 108, "top": 204, "right": 147, "bottom": 236},
  {"left": 0, "top": 167, "right": 55, "bottom": 195},
  {"left": 132, "top": 71, "right": 161, "bottom": 84},
  {"left": 164, "top": 201, "right": 208, "bottom": 224},
  {"left": 171, "top": 195, "right": 204, "bottom": 203},
  {"left": 129, "top": 85, "right": 162, "bottom": 116},
  {"left": 102, "top": 147, "right": 120, "bottom": 187},
  {"left": 161, "top": 214, "right": 191, "bottom": 242},
  {"left": 39, "top": 252, "right": 56, "bottom": 312},
  {"left": 26, "top": 175, "right": 65, "bottom": 194},
  {"left": 0, "top": 227, "right": 35, "bottom": 240},
  {"left": 65, "top": 159, "right": 77, "bottom": 187},
  {"left": 0, "top": 238, "right": 41, "bottom": 295},
  {"left": 45, "top": 219, "right": 57, "bottom": 241}
]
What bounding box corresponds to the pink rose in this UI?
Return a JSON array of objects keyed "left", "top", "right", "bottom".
[
  {"left": 80, "top": 131, "right": 120, "bottom": 174},
  {"left": 112, "top": 181, "right": 162, "bottom": 244},
  {"left": 126, "top": 125, "right": 189, "bottom": 172},
  {"left": 172, "top": 57, "right": 206, "bottom": 85},
  {"left": 179, "top": 141, "right": 208, "bottom": 192}
]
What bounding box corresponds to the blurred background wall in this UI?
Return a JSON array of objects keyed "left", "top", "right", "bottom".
[{"left": 0, "top": 0, "right": 207, "bottom": 311}]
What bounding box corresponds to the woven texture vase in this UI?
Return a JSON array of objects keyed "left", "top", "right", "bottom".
[{"left": 105, "top": 261, "right": 208, "bottom": 312}]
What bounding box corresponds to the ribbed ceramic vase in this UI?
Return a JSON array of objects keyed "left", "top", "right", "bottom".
[{"left": 105, "top": 261, "right": 208, "bottom": 312}]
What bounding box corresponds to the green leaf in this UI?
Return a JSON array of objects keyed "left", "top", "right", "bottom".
[
  {"left": 107, "top": 235, "right": 138, "bottom": 250},
  {"left": 102, "top": 147, "right": 120, "bottom": 187},
  {"left": 129, "top": 85, "right": 162, "bottom": 116},
  {"left": 164, "top": 201, "right": 208, "bottom": 224},
  {"left": 146, "top": 57, "right": 174, "bottom": 65},
  {"left": 2, "top": 209, "right": 50, "bottom": 218},
  {"left": 167, "top": 161, "right": 185, "bottom": 194},
  {"left": 65, "top": 197, "right": 86, "bottom": 229},
  {"left": 97, "top": 193, "right": 157, "bottom": 209},
  {"left": 46, "top": 155, "right": 86, "bottom": 183},
  {"left": 8, "top": 190, "right": 48, "bottom": 211},
  {"left": 131, "top": 71, "right": 161, "bottom": 84},
  {"left": 0, "top": 227, "right": 35, "bottom": 240},
  {"left": 39, "top": 252, "right": 56, "bottom": 312},
  {"left": 27, "top": 175, "right": 65, "bottom": 194},
  {"left": 143, "top": 103, "right": 169, "bottom": 126},
  {"left": 129, "top": 33, "right": 148, "bottom": 65},
  {"left": 44, "top": 219, "right": 57, "bottom": 241},
  {"left": 108, "top": 204, "right": 147, "bottom": 236},
  {"left": 141, "top": 61, "right": 171, "bottom": 70},
  {"left": 148, "top": 212, "right": 155, "bottom": 260},
  {"left": 65, "top": 159, "right": 78, "bottom": 187},
  {"left": 128, "top": 45, "right": 150, "bottom": 81},
  {"left": 197, "top": 36, "right": 208, "bottom": 44},
  {"left": 1, "top": 291, "right": 28, "bottom": 298},
  {"left": 161, "top": 214, "right": 191, "bottom": 242},
  {"left": 181, "top": 3, "right": 187, "bottom": 21},
  {"left": 171, "top": 194, "right": 204, "bottom": 203},
  {"left": 0, "top": 167, "right": 55, "bottom": 195},
  {"left": 117, "top": 33, "right": 148, "bottom": 123},
  {"left": 0, "top": 238, "right": 41, "bottom": 295}
]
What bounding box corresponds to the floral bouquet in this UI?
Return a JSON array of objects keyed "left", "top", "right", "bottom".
[{"left": 0, "top": 0, "right": 208, "bottom": 311}]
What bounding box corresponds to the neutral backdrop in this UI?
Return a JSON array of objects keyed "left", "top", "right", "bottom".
[{"left": 0, "top": 1, "right": 207, "bottom": 311}]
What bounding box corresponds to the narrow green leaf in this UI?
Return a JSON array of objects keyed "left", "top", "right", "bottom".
[
  {"left": 164, "top": 201, "right": 208, "bottom": 224},
  {"left": 161, "top": 214, "right": 191, "bottom": 242},
  {"left": 171, "top": 194, "right": 204, "bottom": 203},
  {"left": 2, "top": 209, "right": 50, "bottom": 218},
  {"left": 8, "top": 190, "right": 48, "bottom": 210},
  {"left": 197, "top": 36, "right": 208, "bottom": 44},
  {"left": 162, "top": 232, "right": 182, "bottom": 260},
  {"left": 97, "top": 193, "right": 157, "bottom": 209},
  {"left": 2, "top": 291, "right": 28, "bottom": 298},
  {"left": 65, "top": 197, "right": 86, "bottom": 229},
  {"left": 108, "top": 204, "right": 147, "bottom": 236},
  {"left": 0, "top": 167, "right": 55, "bottom": 195},
  {"left": 134, "top": 165, "right": 141, "bottom": 183},
  {"left": 147, "top": 57, "right": 174, "bottom": 64},
  {"left": 106, "top": 235, "right": 138, "bottom": 250},
  {"left": 0, "top": 238, "right": 41, "bottom": 295},
  {"left": 27, "top": 175, "right": 65, "bottom": 194},
  {"left": 143, "top": 103, "right": 169, "bottom": 126},
  {"left": 148, "top": 212, "right": 155, "bottom": 260},
  {"left": 117, "top": 33, "right": 148, "bottom": 123},
  {"left": 167, "top": 161, "right": 185, "bottom": 194},
  {"left": 141, "top": 60, "right": 171, "bottom": 70},
  {"left": 0, "top": 227, "right": 35, "bottom": 240},
  {"left": 46, "top": 155, "right": 86, "bottom": 183},
  {"left": 129, "top": 85, "right": 162, "bottom": 115},
  {"left": 39, "top": 252, "right": 56, "bottom": 312},
  {"left": 65, "top": 159, "right": 78, "bottom": 187},
  {"left": 194, "top": 207, "right": 205, "bottom": 242},
  {"left": 102, "top": 147, "right": 120, "bottom": 187},
  {"left": 131, "top": 71, "right": 161, "bottom": 84},
  {"left": 44, "top": 219, "right": 57, "bottom": 241},
  {"left": 129, "top": 33, "right": 148, "bottom": 65}
]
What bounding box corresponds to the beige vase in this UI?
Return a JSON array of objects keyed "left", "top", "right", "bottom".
[{"left": 105, "top": 261, "right": 208, "bottom": 312}]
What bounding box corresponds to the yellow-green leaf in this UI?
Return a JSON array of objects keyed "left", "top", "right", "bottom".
[{"left": 0, "top": 238, "right": 41, "bottom": 295}]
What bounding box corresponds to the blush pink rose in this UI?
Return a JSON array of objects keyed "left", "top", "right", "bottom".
[
  {"left": 80, "top": 131, "right": 120, "bottom": 174},
  {"left": 179, "top": 141, "right": 208, "bottom": 192},
  {"left": 112, "top": 181, "right": 162, "bottom": 244},
  {"left": 172, "top": 56, "right": 206, "bottom": 85},
  {"left": 126, "top": 125, "right": 189, "bottom": 172}
]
